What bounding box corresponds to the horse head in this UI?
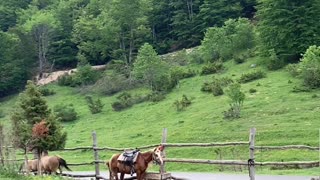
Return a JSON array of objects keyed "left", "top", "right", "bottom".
[{"left": 153, "top": 145, "right": 165, "bottom": 165}]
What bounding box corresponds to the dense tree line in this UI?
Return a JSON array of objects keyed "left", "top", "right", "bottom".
[{"left": 1, "top": 0, "right": 320, "bottom": 97}]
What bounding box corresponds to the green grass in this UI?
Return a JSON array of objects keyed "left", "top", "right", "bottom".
[{"left": 1, "top": 57, "right": 320, "bottom": 175}]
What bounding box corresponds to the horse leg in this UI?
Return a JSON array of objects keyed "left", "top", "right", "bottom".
[{"left": 120, "top": 173, "right": 125, "bottom": 180}]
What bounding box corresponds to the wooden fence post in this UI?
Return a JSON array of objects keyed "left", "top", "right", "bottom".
[
  {"left": 160, "top": 128, "right": 167, "bottom": 177},
  {"left": 92, "top": 131, "right": 100, "bottom": 179},
  {"left": 249, "top": 128, "right": 256, "bottom": 180}
]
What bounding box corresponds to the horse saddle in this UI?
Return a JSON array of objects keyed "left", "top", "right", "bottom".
[{"left": 117, "top": 149, "right": 140, "bottom": 165}]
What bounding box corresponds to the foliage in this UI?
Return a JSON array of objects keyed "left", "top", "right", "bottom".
[
  {"left": 200, "top": 62, "right": 224, "bottom": 75},
  {"left": 199, "top": 18, "right": 255, "bottom": 62},
  {"left": 256, "top": 0, "right": 320, "bottom": 62},
  {"left": 173, "top": 94, "right": 192, "bottom": 111},
  {"left": 224, "top": 83, "right": 245, "bottom": 119},
  {"left": 286, "top": 64, "right": 301, "bottom": 77},
  {"left": 266, "top": 49, "right": 285, "bottom": 70},
  {"left": 57, "top": 74, "right": 74, "bottom": 87},
  {"left": 133, "top": 43, "right": 170, "bottom": 91},
  {"left": 39, "top": 87, "right": 56, "bottom": 96},
  {"left": 53, "top": 104, "right": 78, "bottom": 122},
  {"left": 237, "top": 70, "right": 266, "bottom": 83},
  {"left": 92, "top": 73, "right": 137, "bottom": 96},
  {"left": 201, "top": 77, "right": 233, "bottom": 96},
  {"left": 147, "top": 92, "right": 166, "bottom": 102},
  {"left": 85, "top": 95, "right": 104, "bottom": 114},
  {"left": 300, "top": 45, "right": 320, "bottom": 88},
  {"left": 170, "top": 67, "right": 197, "bottom": 86},
  {"left": 249, "top": 88, "right": 257, "bottom": 93},
  {"left": 73, "top": 64, "right": 101, "bottom": 86},
  {"left": 10, "top": 81, "right": 66, "bottom": 152},
  {"left": 111, "top": 92, "right": 133, "bottom": 111}
]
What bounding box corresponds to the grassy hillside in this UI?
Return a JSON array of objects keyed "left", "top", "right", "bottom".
[{"left": 0, "top": 56, "right": 319, "bottom": 175}]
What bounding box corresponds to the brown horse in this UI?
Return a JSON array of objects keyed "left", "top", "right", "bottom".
[
  {"left": 19, "top": 159, "right": 39, "bottom": 174},
  {"left": 40, "top": 151, "right": 72, "bottom": 174},
  {"left": 106, "top": 145, "right": 165, "bottom": 180}
]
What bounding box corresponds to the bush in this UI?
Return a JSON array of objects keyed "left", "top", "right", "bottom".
[
  {"left": 53, "top": 104, "right": 78, "bottom": 122},
  {"left": 224, "top": 83, "right": 245, "bottom": 119},
  {"left": 111, "top": 92, "right": 133, "bottom": 111},
  {"left": 73, "top": 64, "right": 101, "bottom": 86},
  {"left": 266, "top": 49, "right": 285, "bottom": 70},
  {"left": 286, "top": 64, "right": 301, "bottom": 77},
  {"left": 249, "top": 88, "right": 257, "bottom": 93},
  {"left": 201, "top": 77, "right": 233, "bottom": 96},
  {"left": 39, "top": 87, "right": 56, "bottom": 96},
  {"left": 85, "top": 96, "right": 104, "bottom": 114},
  {"left": 291, "top": 86, "right": 311, "bottom": 93},
  {"left": 238, "top": 70, "right": 266, "bottom": 83},
  {"left": 170, "top": 67, "right": 197, "bottom": 85},
  {"left": 152, "top": 74, "right": 176, "bottom": 92},
  {"left": 147, "top": 92, "right": 166, "bottom": 102},
  {"left": 0, "top": 109, "right": 5, "bottom": 118},
  {"left": 200, "top": 62, "right": 224, "bottom": 75},
  {"left": 300, "top": 46, "right": 320, "bottom": 88},
  {"left": 187, "top": 49, "right": 205, "bottom": 64},
  {"left": 173, "top": 95, "right": 192, "bottom": 111},
  {"left": 93, "top": 73, "right": 137, "bottom": 96},
  {"left": 57, "top": 74, "right": 75, "bottom": 87}
]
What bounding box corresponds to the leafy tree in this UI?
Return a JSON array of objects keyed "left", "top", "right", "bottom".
[
  {"left": 133, "top": 43, "right": 169, "bottom": 90},
  {"left": 11, "top": 81, "right": 66, "bottom": 155},
  {"left": 256, "top": 0, "right": 320, "bottom": 62},
  {"left": 300, "top": 45, "right": 320, "bottom": 88},
  {"left": 0, "top": 31, "right": 33, "bottom": 97},
  {"left": 199, "top": 18, "right": 254, "bottom": 62},
  {"left": 22, "top": 9, "right": 59, "bottom": 76}
]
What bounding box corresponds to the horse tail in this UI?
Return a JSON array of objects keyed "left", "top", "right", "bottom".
[{"left": 58, "top": 157, "right": 72, "bottom": 171}]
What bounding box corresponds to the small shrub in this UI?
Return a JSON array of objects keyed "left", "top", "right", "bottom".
[
  {"left": 170, "top": 67, "right": 197, "bottom": 85},
  {"left": 152, "top": 74, "right": 176, "bottom": 92},
  {"left": 311, "top": 94, "right": 318, "bottom": 98},
  {"left": 238, "top": 70, "right": 266, "bottom": 83},
  {"left": 201, "top": 77, "right": 233, "bottom": 96},
  {"left": 173, "top": 95, "right": 192, "bottom": 111},
  {"left": 73, "top": 64, "right": 101, "bottom": 86},
  {"left": 57, "top": 74, "right": 75, "bottom": 87},
  {"left": 85, "top": 95, "right": 104, "bottom": 114},
  {"left": 266, "top": 49, "right": 285, "bottom": 70},
  {"left": 291, "top": 86, "right": 311, "bottom": 93},
  {"left": 200, "top": 62, "right": 224, "bottom": 75},
  {"left": 111, "top": 92, "right": 133, "bottom": 111},
  {"left": 286, "top": 64, "right": 301, "bottom": 77},
  {"left": 39, "top": 87, "right": 56, "bottom": 96},
  {"left": 249, "top": 88, "right": 257, "bottom": 93},
  {"left": 147, "top": 92, "right": 166, "bottom": 102},
  {"left": 233, "top": 52, "right": 248, "bottom": 64},
  {"left": 93, "top": 73, "right": 137, "bottom": 96},
  {"left": 0, "top": 110, "right": 5, "bottom": 118},
  {"left": 224, "top": 83, "right": 245, "bottom": 119},
  {"left": 53, "top": 104, "right": 78, "bottom": 122},
  {"left": 223, "top": 104, "right": 241, "bottom": 119},
  {"left": 188, "top": 49, "right": 205, "bottom": 64}
]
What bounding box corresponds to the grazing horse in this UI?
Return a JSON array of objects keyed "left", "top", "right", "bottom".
[
  {"left": 40, "top": 151, "right": 72, "bottom": 174},
  {"left": 19, "top": 159, "right": 39, "bottom": 174},
  {"left": 106, "top": 145, "right": 165, "bottom": 180}
]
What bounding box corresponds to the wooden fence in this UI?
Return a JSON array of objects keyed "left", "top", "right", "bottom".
[{"left": 3, "top": 128, "right": 320, "bottom": 180}]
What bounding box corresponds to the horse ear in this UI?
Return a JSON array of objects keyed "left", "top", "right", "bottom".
[{"left": 159, "top": 145, "right": 164, "bottom": 151}]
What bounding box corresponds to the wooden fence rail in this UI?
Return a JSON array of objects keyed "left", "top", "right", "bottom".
[{"left": 2, "top": 128, "right": 319, "bottom": 180}]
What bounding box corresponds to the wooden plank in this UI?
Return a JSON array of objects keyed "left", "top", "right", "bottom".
[
  {"left": 164, "top": 158, "right": 248, "bottom": 165},
  {"left": 255, "top": 145, "right": 319, "bottom": 151},
  {"left": 92, "top": 131, "right": 100, "bottom": 180},
  {"left": 145, "top": 172, "right": 171, "bottom": 180},
  {"left": 160, "top": 128, "right": 167, "bottom": 174},
  {"left": 162, "top": 142, "right": 248, "bottom": 147},
  {"left": 249, "top": 128, "right": 256, "bottom": 180}
]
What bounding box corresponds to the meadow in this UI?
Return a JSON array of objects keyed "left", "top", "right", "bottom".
[{"left": 0, "top": 56, "right": 319, "bottom": 175}]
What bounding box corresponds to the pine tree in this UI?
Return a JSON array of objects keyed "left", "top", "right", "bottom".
[
  {"left": 257, "top": 0, "right": 320, "bottom": 62},
  {"left": 11, "top": 81, "right": 66, "bottom": 153}
]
